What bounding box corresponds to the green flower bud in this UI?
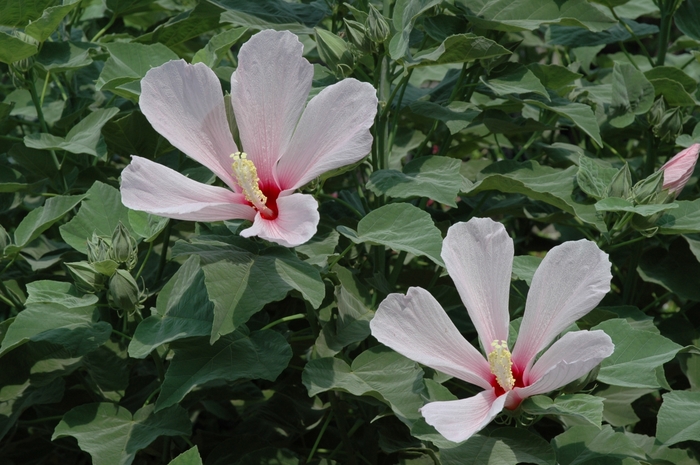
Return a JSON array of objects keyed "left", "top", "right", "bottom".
[
  {"left": 108, "top": 269, "right": 141, "bottom": 315},
  {"left": 647, "top": 97, "right": 666, "bottom": 127},
  {"left": 315, "top": 28, "right": 354, "bottom": 78},
  {"left": 66, "top": 261, "right": 106, "bottom": 293},
  {"left": 109, "top": 222, "right": 138, "bottom": 270},
  {"left": 606, "top": 164, "right": 632, "bottom": 199},
  {"left": 86, "top": 232, "right": 110, "bottom": 263},
  {"left": 344, "top": 19, "right": 370, "bottom": 53},
  {"left": 0, "top": 225, "right": 11, "bottom": 253},
  {"left": 653, "top": 106, "right": 683, "bottom": 142},
  {"left": 631, "top": 169, "right": 664, "bottom": 205},
  {"left": 366, "top": 4, "right": 390, "bottom": 44}
]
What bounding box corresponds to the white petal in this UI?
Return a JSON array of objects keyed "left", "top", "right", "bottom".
[
  {"left": 512, "top": 239, "right": 611, "bottom": 372},
  {"left": 442, "top": 218, "right": 513, "bottom": 354},
  {"left": 240, "top": 192, "right": 319, "bottom": 247},
  {"left": 231, "top": 30, "right": 313, "bottom": 187},
  {"left": 121, "top": 156, "right": 255, "bottom": 221},
  {"left": 514, "top": 330, "right": 614, "bottom": 398},
  {"left": 276, "top": 79, "right": 377, "bottom": 190},
  {"left": 140, "top": 60, "right": 238, "bottom": 191},
  {"left": 420, "top": 390, "right": 506, "bottom": 443},
  {"left": 370, "top": 287, "right": 493, "bottom": 390}
]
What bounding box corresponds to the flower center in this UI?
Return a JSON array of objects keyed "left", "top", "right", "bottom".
[
  {"left": 488, "top": 340, "right": 515, "bottom": 392},
  {"left": 231, "top": 152, "right": 275, "bottom": 219}
]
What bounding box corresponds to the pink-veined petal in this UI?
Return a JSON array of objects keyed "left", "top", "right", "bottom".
[
  {"left": 513, "top": 330, "right": 614, "bottom": 401},
  {"left": 442, "top": 218, "right": 513, "bottom": 353},
  {"left": 371, "top": 287, "right": 493, "bottom": 390},
  {"left": 660, "top": 143, "right": 700, "bottom": 194},
  {"left": 231, "top": 30, "right": 313, "bottom": 187},
  {"left": 121, "top": 156, "right": 255, "bottom": 222},
  {"left": 420, "top": 390, "right": 506, "bottom": 443},
  {"left": 275, "top": 79, "right": 377, "bottom": 190},
  {"left": 240, "top": 192, "right": 319, "bottom": 247},
  {"left": 512, "top": 240, "right": 611, "bottom": 373},
  {"left": 140, "top": 60, "right": 238, "bottom": 191}
]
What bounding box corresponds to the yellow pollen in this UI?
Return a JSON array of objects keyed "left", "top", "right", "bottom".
[
  {"left": 488, "top": 340, "right": 515, "bottom": 391},
  {"left": 230, "top": 152, "right": 271, "bottom": 215}
]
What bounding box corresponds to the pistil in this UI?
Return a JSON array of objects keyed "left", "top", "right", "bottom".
[
  {"left": 488, "top": 340, "right": 515, "bottom": 391},
  {"left": 231, "top": 152, "right": 274, "bottom": 218}
]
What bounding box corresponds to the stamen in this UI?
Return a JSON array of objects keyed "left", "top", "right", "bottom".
[
  {"left": 488, "top": 340, "right": 515, "bottom": 392},
  {"left": 231, "top": 152, "right": 274, "bottom": 217}
]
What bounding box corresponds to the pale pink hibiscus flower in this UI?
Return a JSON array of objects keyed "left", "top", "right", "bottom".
[
  {"left": 120, "top": 30, "right": 377, "bottom": 247},
  {"left": 370, "top": 218, "right": 614, "bottom": 443},
  {"left": 660, "top": 143, "right": 700, "bottom": 195}
]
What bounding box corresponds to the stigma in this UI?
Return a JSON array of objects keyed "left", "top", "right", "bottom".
[
  {"left": 488, "top": 340, "right": 515, "bottom": 392},
  {"left": 231, "top": 152, "right": 274, "bottom": 218}
]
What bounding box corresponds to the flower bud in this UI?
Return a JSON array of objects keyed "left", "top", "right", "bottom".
[
  {"left": 653, "top": 106, "right": 683, "bottom": 142},
  {"left": 66, "top": 261, "right": 106, "bottom": 293},
  {"left": 315, "top": 28, "right": 354, "bottom": 78},
  {"left": 647, "top": 97, "right": 665, "bottom": 127},
  {"left": 631, "top": 169, "right": 664, "bottom": 205},
  {"left": 366, "top": 5, "right": 390, "bottom": 44},
  {"left": 110, "top": 222, "right": 138, "bottom": 270},
  {"left": 344, "top": 19, "right": 370, "bottom": 53},
  {"left": 108, "top": 269, "right": 141, "bottom": 315},
  {"left": 86, "top": 233, "right": 110, "bottom": 263},
  {"left": 606, "top": 164, "right": 632, "bottom": 199},
  {"left": 0, "top": 225, "right": 11, "bottom": 254},
  {"left": 659, "top": 143, "right": 700, "bottom": 195}
]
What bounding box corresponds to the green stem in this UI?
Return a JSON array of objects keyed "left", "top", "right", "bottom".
[
  {"left": 644, "top": 134, "right": 657, "bottom": 177},
  {"left": 318, "top": 194, "right": 363, "bottom": 219},
  {"left": 0, "top": 279, "right": 23, "bottom": 311},
  {"left": 154, "top": 220, "right": 172, "bottom": 285},
  {"left": 143, "top": 386, "right": 162, "bottom": 406},
  {"left": 18, "top": 415, "right": 64, "bottom": 425},
  {"left": 91, "top": 15, "right": 116, "bottom": 42},
  {"left": 609, "top": 6, "right": 655, "bottom": 67},
  {"left": 134, "top": 240, "right": 154, "bottom": 280},
  {"left": 605, "top": 233, "right": 647, "bottom": 252},
  {"left": 111, "top": 329, "right": 132, "bottom": 340},
  {"left": 330, "top": 394, "right": 359, "bottom": 465},
  {"left": 261, "top": 313, "right": 305, "bottom": 330},
  {"left": 151, "top": 350, "right": 166, "bottom": 382},
  {"left": 0, "top": 134, "right": 23, "bottom": 142},
  {"left": 655, "top": 0, "right": 677, "bottom": 66},
  {"left": 327, "top": 242, "right": 354, "bottom": 269},
  {"left": 306, "top": 410, "right": 333, "bottom": 463},
  {"left": 388, "top": 250, "right": 408, "bottom": 286}
]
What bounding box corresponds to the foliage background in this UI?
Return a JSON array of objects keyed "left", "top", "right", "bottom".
[{"left": 2, "top": 0, "right": 700, "bottom": 463}]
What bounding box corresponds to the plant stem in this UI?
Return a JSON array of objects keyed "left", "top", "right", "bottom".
[
  {"left": 261, "top": 313, "right": 305, "bottom": 330},
  {"left": 306, "top": 410, "right": 333, "bottom": 463},
  {"left": 91, "top": 15, "right": 116, "bottom": 42}
]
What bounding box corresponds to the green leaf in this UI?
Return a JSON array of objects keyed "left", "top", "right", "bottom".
[
  {"left": 52, "top": 403, "right": 191, "bottom": 465},
  {"left": 576, "top": 156, "right": 620, "bottom": 200},
  {"left": 657, "top": 198, "right": 700, "bottom": 234},
  {"left": 102, "top": 111, "right": 165, "bottom": 158},
  {"left": 521, "top": 394, "right": 604, "bottom": 428},
  {"left": 24, "top": 280, "right": 98, "bottom": 308},
  {"left": 127, "top": 210, "right": 168, "bottom": 243},
  {"left": 675, "top": 0, "right": 700, "bottom": 41},
  {"left": 0, "top": 0, "right": 56, "bottom": 27},
  {"left": 96, "top": 42, "right": 178, "bottom": 99},
  {"left": 527, "top": 63, "right": 582, "bottom": 95},
  {"left": 594, "top": 197, "right": 678, "bottom": 217},
  {"left": 35, "top": 41, "right": 94, "bottom": 72},
  {"left": 367, "top": 156, "right": 463, "bottom": 207},
  {"left": 155, "top": 328, "right": 292, "bottom": 411},
  {"left": 337, "top": 203, "right": 444, "bottom": 266},
  {"left": 552, "top": 425, "right": 646, "bottom": 465},
  {"left": 389, "top": 0, "right": 442, "bottom": 59},
  {"left": 59, "top": 181, "right": 136, "bottom": 254},
  {"left": 174, "top": 237, "right": 324, "bottom": 340},
  {"left": 609, "top": 62, "right": 655, "bottom": 128},
  {"left": 648, "top": 77, "right": 697, "bottom": 107},
  {"left": 511, "top": 255, "right": 542, "bottom": 286},
  {"left": 466, "top": 160, "right": 607, "bottom": 232},
  {"left": 597, "top": 385, "right": 654, "bottom": 427},
  {"left": 523, "top": 95, "right": 602, "bottom": 146},
  {"left": 295, "top": 227, "right": 339, "bottom": 267},
  {"left": 440, "top": 428, "right": 555, "bottom": 465},
  {"left": 303, "top": 346, "right": 425, "bottom": 424},
  {"left": 408, "top": 33, "right": 511, "bottom": 67},
  {"left": 24, "top": 0, "right": 80, "bottom": 42},
  {"left": 136, "top": 1, "right": 226, "bottom": 46},
  {"left": 548, "top": 19, "right": 657, "bottom": 46},
  {"left": 644, "top": 66, "right": 697, "bottom": 93},
  {"left": 24, "top": 108, "right": 119, "bottom": 156},
  {"left": 408, "top": 101, "right": 480, "bottom": 134},
  {"left": 595, "top": 319, "right": 683, "bottom": 388},
  {"left": 460, "top": 0, "right": 616, "bottom": 32},
  {"left": 10, "top": 194, "right": 84, "bottom": 250},
  {"left": 192, "top": 27, "right": 248, "bottom": 68},
  {"left": 0, "top": 302, "right": 110, "bottom": 357},
  {"left": 656, "top": 390, "right": 700, "bottom": 446},
  {"left": 82, "top": 343, "right": 130, "bottom": 397},
  {"left": 0, "top": 32, "right": 38, "bottom": 64},
  {"left": 0, "top": 378, "right": 64, "bottom": 441},
  {"left": 129, "top": 256, "right": 213, "bottom": 359},
  {"left": 480, "top": 63, "right": 549, "bottom": 99},
  {"left": 216, "top": 0, "right": 328, "bottom": 32},
  {"left": 638, "top": 238, "right": 700, "bottom": 301},
  {"left": 168, "top": 447, "right": 203, "bottom": 465},
  {"left": 106, "top": 0, "right": 154, "bottom": 16}
]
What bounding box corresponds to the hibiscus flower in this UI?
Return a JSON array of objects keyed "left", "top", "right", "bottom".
[
  {"left": 120, "top": 29, "right": 377, "bottom": 247},
  {"left": 660, "top": 143, "right": 700, "bottom": 195},
  {"left": 370, "top": 217, "right": 614, "bottom": 442}
]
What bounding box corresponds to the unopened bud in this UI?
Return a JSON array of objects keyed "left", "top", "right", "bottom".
[
  {"left": 659, "top": 143, "right": 700, "bottom": 195},
  {"left": 366, "top": 5, "right": 390, "bottom": 44},
  {"left": 86, "top": 233, "right": 110, "bottom": 263},
  {"left": 653, "top": 106, "right": 683, "bottom": 142},
  {"left": 344, "top": 19, "right": 370, "bottom": 53},
  {"left": 315, "top": 28, "right": 354, "bottom": 78},
  {"left": 110, "top": 222, "right": 138, "bottom": 270},
  {"left": 631, "top": 169, "right": 664, "bottom": 205},
  {"left": 647, "top": 97, "right": 666, "bottom": 127},
  {"left": 606, "top": 164, "right": 632, "bottom": 199},
  {"left": 66, "top": 261, "right": 106, "bottom": 293},
  {"left": 108, "top": 269, "right": 141, "bottom": 315}
]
